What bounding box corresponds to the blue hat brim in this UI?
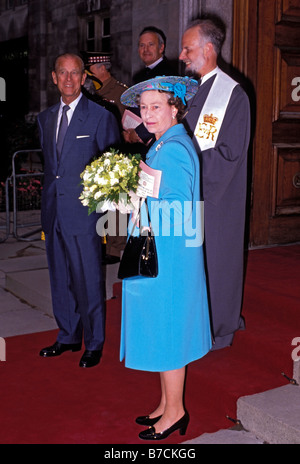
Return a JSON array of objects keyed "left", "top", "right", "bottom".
[{"left": 120, "top": 76, "right": 198, "bottom": 107}]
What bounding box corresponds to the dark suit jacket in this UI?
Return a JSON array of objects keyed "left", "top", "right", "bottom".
[
  {"left": 37, "top": 94, "right": 120, "bottom": 235},
  {"left": 132, "top": 56, "right": 177, "bottom": 84}
]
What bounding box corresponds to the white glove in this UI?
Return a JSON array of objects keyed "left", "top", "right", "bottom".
[
  {"left": 116, "top": 199, "right": 134, "bottom": 214},
  {"left": 97, "top": 199, "right": 116, "bottom": 212}
]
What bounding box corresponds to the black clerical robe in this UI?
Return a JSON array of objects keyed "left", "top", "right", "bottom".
[{"left": 184, "top": 73, "right": 251, "bottom": 350}]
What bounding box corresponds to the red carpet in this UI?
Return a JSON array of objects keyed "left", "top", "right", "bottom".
[{"left": 0, "top": 245, "right": 299, "bottom": 444}]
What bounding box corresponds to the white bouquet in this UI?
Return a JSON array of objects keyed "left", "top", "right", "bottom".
[{"left": 79, "top": 149, "right": 142, "bottom": 215}]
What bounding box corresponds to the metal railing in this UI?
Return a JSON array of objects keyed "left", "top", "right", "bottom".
[
  {"left": 0, "top": 178, "right": 10, "bottom": 243},
  {"left": 0, "top": 149, "right": 43, "bottom": 242}
]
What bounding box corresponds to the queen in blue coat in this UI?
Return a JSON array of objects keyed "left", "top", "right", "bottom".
[{"left": 120, "top": 77, "right": 212, "bottom": 441}]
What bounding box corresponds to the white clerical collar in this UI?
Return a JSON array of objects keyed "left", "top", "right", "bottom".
[
  {"left": 200, "top": 67, "right": 219, "bottom": 85},
  {"left": 147, "top": 56, "right": 163, "bottom": 70}
]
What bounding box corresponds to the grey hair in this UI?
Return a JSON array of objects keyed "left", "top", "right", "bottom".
[
  {"left": 53, "top": 53, "right": 85, "bottom": 73},
  {"left": 186, "top": 18, "right": 225, "bottom": 55},
  {"left": 93, "top": 61, "right": 112, "bottom": 72}
]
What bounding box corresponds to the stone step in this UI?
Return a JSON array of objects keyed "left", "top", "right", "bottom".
[
  {"left": 0, "top": 254, "right": 48, "bottom": 277},
  {"left": 237, "top": 384, "right": 300, "bottom": 444},
  {"left": 6, "top": 268, "right": 53, "bottom": 317},
  {"left": 184, "top": 428, "right": 264, "bottom": 444},
  {"left": 4, "top": 262, "right": 120, "bottom": 317}
]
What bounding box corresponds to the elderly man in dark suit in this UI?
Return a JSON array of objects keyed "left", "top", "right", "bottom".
[{"left": 37, "top": 53, "right": 120, "bottom": 367}]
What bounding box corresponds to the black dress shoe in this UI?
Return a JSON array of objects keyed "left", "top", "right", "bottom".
[
  {"left": 39, "top": 341, "right": 81, "bottom": 357},
  {"left": 138, "top": 412, "right": 189, "bottom": 441},
  {"left": 79, "top": 350, "right": 102, "bottom": 368},
  {"left": 136, "top": 415, "right": 162, "bottom": 426}
]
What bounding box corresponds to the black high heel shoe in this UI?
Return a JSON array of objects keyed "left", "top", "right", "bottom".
[
  {"left": 136, "top": 415, "right": 162, "bottom": 426},
  {"left": 138, "top": 412, "right": 189, "bottom": 441}
]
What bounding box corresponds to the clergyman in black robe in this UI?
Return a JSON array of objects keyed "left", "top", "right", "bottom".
[{"left": 180, "top": 18, "right": 251, "bottom": 350}]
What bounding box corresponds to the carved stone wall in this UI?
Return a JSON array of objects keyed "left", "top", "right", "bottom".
[
  {"left": 28, "top": 0, "right": 80, "bottom": 111},
  {"left": 110, "top": 0, "right": 133, "bottom": 86},
  {"left": 111, "top": 0, "right": 233, "bottom": 85},
  {"left": 0, "top": 0, "right": 234, "bottom": 112},
  {"left": 200, "top": 0, "right": 233, "bottom": 63}
]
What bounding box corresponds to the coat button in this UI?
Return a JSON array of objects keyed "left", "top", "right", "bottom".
[{"left": 56, "top": 176, "right": 60, "bottom": 179}]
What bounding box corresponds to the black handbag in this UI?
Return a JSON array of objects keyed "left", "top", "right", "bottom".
[{"left": 118, "top": 199, "right": 158, "bottom": 279}]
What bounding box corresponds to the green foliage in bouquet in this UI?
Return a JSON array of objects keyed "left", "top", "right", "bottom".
[{"left": 79, "top": 149, "right": 142, "bottom": 215}]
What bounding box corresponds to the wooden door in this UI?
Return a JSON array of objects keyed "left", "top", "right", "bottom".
[{"left": 233, "top": 0, "right": 300, "bottom": 247}]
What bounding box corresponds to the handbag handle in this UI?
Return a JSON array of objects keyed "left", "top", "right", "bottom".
[{"left": 129, "top": 198, "right": 153, "bottom": 237}]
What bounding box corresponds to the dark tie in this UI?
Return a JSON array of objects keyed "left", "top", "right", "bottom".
[{"left": 56, "top": 105, "right": 70, "bottom": 160}]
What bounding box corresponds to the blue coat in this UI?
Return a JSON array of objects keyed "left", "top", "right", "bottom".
[
  {"left": 120, "top": 124, "right": 212, "bottom": 372},
  {"left": 38, "top": 94, "right": 120, "bottom": 234}
]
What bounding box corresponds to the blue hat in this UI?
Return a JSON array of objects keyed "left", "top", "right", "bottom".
[{"left": 120, "top": 76, "right": 198, "bottom": 107}]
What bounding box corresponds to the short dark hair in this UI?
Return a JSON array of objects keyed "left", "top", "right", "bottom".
[
  {"left": 186, "top": 17, "right": 226, "bottom": 55},
  {"left": 139, "top": 26, "right": 167, "bottom": 51}
]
